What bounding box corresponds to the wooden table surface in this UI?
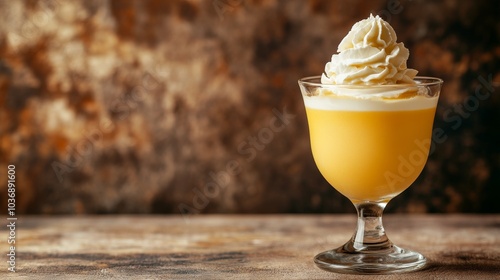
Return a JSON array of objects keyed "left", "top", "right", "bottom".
[{"left": 1, "top": 215, "right": 499, "bottom": 279}]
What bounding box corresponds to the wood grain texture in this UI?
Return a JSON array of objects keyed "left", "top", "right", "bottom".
[{"left": 1, "top": 215, "right": 499, "bottom": 279}]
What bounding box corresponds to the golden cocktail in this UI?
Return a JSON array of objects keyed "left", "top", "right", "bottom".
[{"left": 305, "top": 95, "right": 437, "bottom": 202}]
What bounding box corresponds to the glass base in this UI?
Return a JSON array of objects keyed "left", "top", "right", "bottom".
[{"left": 314, "top": 243, "right": 426, "bottom": 274}]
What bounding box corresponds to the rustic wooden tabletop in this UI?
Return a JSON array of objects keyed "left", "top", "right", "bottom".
[{"left": 1, "top": 215, "right": 499, "bottom": 279}]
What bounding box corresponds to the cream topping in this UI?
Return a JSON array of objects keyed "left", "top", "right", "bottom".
[
  {"left": 321, "top": 14, "right": 417, "bottom": 87},
  {"left": 303, "top": 95, "right": 438, "bottom": 112}
]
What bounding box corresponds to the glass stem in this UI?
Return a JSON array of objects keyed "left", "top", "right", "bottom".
[{"left": 350, "top": 202, "right": 392, "bottom": 252}]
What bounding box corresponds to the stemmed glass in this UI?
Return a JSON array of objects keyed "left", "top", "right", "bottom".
[{"left": 298, "top": 76, "right": 442, "bottom": 274}]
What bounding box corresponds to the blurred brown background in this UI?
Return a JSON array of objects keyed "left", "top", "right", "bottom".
[{"left": 0, "top": 0, "right": 499, "bottom": 215}]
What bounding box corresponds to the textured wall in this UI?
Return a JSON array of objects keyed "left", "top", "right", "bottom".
[{"left": 0, "top": 0, "right": 499, "bottom": 214}]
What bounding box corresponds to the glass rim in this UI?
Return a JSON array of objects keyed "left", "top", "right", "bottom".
[{"left": 298, "top": 76, "right": 443, "bottom": 88}]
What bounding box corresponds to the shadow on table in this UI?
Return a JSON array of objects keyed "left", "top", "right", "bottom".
[{"left": 423, "top": 261, "right": 500, "bottom": 274}]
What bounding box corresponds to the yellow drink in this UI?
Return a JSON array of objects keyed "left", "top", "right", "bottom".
[{"left": 305, "top": 95, "right": 438, "bottom": 202}]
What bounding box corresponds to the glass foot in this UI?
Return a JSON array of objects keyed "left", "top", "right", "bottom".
[{"left": 314, "top": 244, "right": 426, "bottom": 274}]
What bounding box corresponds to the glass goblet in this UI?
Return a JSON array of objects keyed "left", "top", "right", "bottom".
[{"left": 298, "top": 76, "right": 442, "bottom": 274}]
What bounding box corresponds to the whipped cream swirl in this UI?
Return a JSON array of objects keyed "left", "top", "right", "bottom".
[{"left": 321, "top": 14, "right": 417, "bottom": 85}]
